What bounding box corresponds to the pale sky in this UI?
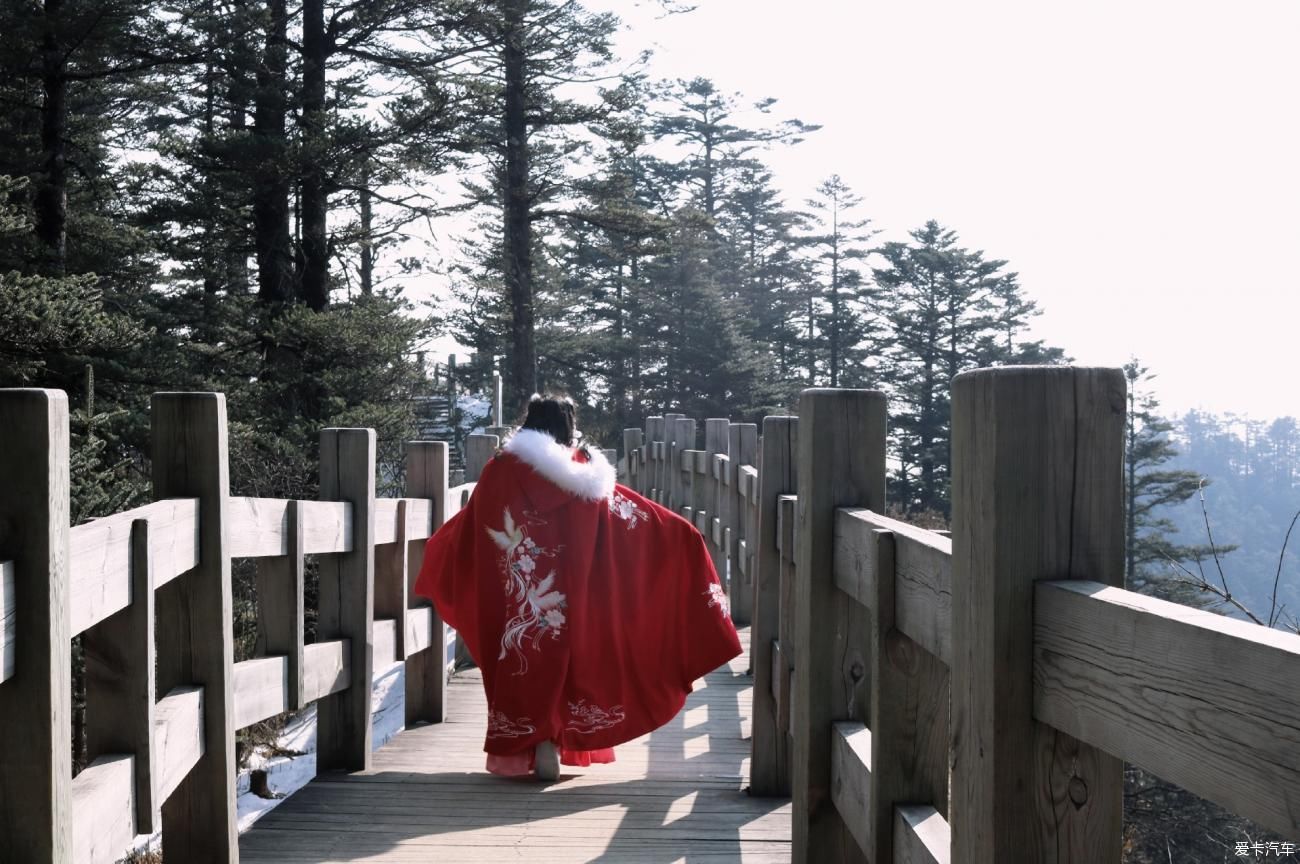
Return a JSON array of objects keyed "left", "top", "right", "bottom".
[{"left": 419, "top": 0, "right": 1300, "bottom": 420}]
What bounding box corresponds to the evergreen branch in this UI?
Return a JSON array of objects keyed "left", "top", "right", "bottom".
[{"left": 1269, "top": 508, "right": 1300, "bottom": 628}]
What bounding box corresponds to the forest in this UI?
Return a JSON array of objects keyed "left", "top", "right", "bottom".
[{"left": 0, "top": 1, "right": 1296, "bottom": 862}]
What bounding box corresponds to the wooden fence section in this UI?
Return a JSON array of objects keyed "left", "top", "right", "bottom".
[
  {"left": 0, "top": 389, "right": 467, "bottom": 864},
  {"left": 624, "top": 367, "right": 1300, "bottom": 863}
]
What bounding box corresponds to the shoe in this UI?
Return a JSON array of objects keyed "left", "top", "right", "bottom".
[{"left": 534, "top": 740, "right": 559, "bottom": 781}]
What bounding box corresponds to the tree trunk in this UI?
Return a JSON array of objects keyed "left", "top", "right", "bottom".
[
  {"left": 502, "top": 0, "right": 535, "bottom": 408},
  {"left": 300, "top": 0, "right": 329, "bottom": 310},
  {"left": 36, "top": 0, "right": 67, "bottom": 274},
  {"left": 359, "top": 165, "right": 374, "bottom": 295},
  {"left": 252, "top": 0, "right": 294, "bottom": 304}
]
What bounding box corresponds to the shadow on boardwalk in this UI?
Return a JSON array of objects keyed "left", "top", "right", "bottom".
[{"left": 240, "top": 639, "right": 791, "bottom": 863}]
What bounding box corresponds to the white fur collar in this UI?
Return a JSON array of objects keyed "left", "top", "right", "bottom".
[{"left": 501, "top": 428, "right": 616, "bottom": 501}]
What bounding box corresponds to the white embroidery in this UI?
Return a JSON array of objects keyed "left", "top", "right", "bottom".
[
  {"left": 705, "top": 582, "right": 729, "bottom": 616},
  {"left": 487, "top": 709, "right": 536, "bottom": 739},
  {"left": 566, "top": 699, "right": 626, "bottom": 734},
  {"left": 488, "top": 507, "right": 567, "bottom": 676},
  {"left": 608, "top": 489, "right": 648, "bottom": 529}
]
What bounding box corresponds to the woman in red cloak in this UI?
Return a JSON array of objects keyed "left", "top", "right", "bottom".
[{"left": 413, "top": 396, "right": 743, "bottom": 780}]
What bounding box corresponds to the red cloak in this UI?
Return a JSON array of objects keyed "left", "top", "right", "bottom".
[{"left": 413, "top": 429, "right": 742, "bottom": 774}]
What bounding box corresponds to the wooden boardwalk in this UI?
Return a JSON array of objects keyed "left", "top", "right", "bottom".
[{"left": 240, "top": 631, "right": 792, "bottom": 863}]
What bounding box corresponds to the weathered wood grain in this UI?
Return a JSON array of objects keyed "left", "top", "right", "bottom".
[
  {"left": 866, "top": 527, "right": 950, "bottom": 862},
  {"left": 0, "top": 559, "right": 11, "bottom": 683},
  {"left": 151, "top": 392, "right": 238, "bottom": 863},
  {"left": 405, "top": 498, "right": 434, "bottom": 541},
  {"left": 233, "top": 655, "right": 290, "bottom": 730},
  {"left": 950, "top": 367, "right": 1125, "bottom": 864},
  {"left": 894, "top": 805, "right": 951, "bottom": 864},
  {"left": 404, "top": 441, "right": 447, "bottom": 726},
  {"left": 256, "top": 498, "right": 305, "bottom": 711},
  {"left": 751, "top": 416, "right": 796, "bottom": 796},
  {"left": 833, "top": 508, "right": 953, "bottom": 667},
  {"left": 69, "top": 498, "right": 199, "bottom": 635},
  {"left": 72, "top": 754, "right": 136, "bottom": 864},
  {"left": 729, "top": 423, "right": 758, "bottom": 625},
  {"left": 830, "top": 722, "right": 873, "bottom": 854},
  {"left": 317, "top": 428, "right": 377, "bottom": 772},
  {"left": 155, "top": 685, "right": 205, "bottom": 802},
  {"left": 777, "top": 494, "right": 797, "bottom": 743},
  {"left": 1035, "top": 579, "right": 1300, "bottom": 840},
  {"left": 375, "top": 617, "right": 398, "bottom": 670},
  {"left": 84, "top": 518, "right": 157, "bottom": 831},
  {"left": 0, "top": 389, "right": 72, "bottom": 863},
  {"left": 375, "top": 500, "right": 409, "bottom": 661},
  {"left": 792, "top": 389, "right": 885, "bottom": 864},
  {"left": 405, "top": 606, "right": 434, "bottom": 655},
  {"left": 304, "top": 639, "right": 351, "bottom": 702},
  {"left": 226, "top": 496, "right": 352, "bottom": 558}
]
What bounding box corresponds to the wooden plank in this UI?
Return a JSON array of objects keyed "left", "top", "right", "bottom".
[
  {"left": 750, "top": 416, "right": 796, "bottom": 797},
  {"left": 155, "top": 685, "right": 205, "bottom": 804},
  {"left": 69, "top": 498, "right": 199, "bottom": 635},
  {"left": 255, "top": 499, "right": 305, "bottom": 711},
  {"left": 300, "top": 500, "right": 352, "bottom": 554},
  {"left": 792, "top": 389, "right": 885, "bottom": 864},
  {"left": 317, "top": 427, "right": 377, "bottom": 772},
  {"left": 777, "top": 494, "right": 797, "bottom": 739},
  {"left": 464, "top": 433, "right": 498, "bottom": 482},
  {"left": 894, "top": 806, "right": 951, "bottom": 864},
  {"left": 670, "top": 418, "right": 695, "bottom": 512},
  {"left": 1035, "top": 579, "right": 1300, "bottom": 839},
  {"left": 233, "top": 656, "right": 289, "bottom": 729},
  {"left": 1, "top": 559, "right": 13, "bottom": 683},
  {"left": 405, "top": 498, "right": 434, "bottom": 540},
  {"left": 373, "top": 498, "right": 398, "bottom": 545},
  {"left": 72, "top": 754, "right": 136, "bottom": 864},
  {"left": 376, "top": 500, "right": 409, "bottom": 660},
  {"left": 151, "top": 392, "right": 237, "bottom": 863},
  {"left": 404, "top": 441, "right": 447, "bottom": 726},
  {"left": 405, "top": 606, "right": 434, "bottom": 655},
  {"left": 950, "top": 367, "right": 1125, "bottom": 864},
  {"left": 623, "top": 429, "right": 643, "bottom": 491},
  {"left": 833, "top": 508, "right": 953, "bottom": 667},
  {"left": 728, "top": 423, "right": 757, "bottom": 626},
  {"left": 0, "top": 389, "right": 72, "bottom": 863},
  {"left": 84, "top": 518, "right": 156, "bottom": 832},
  {"left": 375, "top": 617, "right": 398, "bottom": 670},
  {"left": 226, "top": 496, "right": 351, "bottom": 557},
  {"left": 867, "top": 527, "right": 950, "bottom": 863},
  {"left": 304, "top": 639, "right": 351, "bottom": 703},
  {"left": 830, "top": 722, "right": 872, "bottom": 855}
]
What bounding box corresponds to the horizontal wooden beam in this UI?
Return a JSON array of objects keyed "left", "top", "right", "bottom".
[
  {"left": 833, "top": 509, "right": 953, "bottom": 667},
  {"left": 69, "top": 498, "right": 199, "bottom": 636},
  {"left": 304, "top": 639, "right": 350, "bottom": 703},
  {"left": 232, "top": 656, "right": 290, "bottom": 730},
  {"left": 1, "top": 559, "right": 12, "bottom": 683},
  {"left": 71, "top": 754, "right": 136, "bottom": 864},
  {"left": 155, "top": 686, "right": 204, "bottom": 803},
  {"left": 1034, "top": 580, "right": 1300, "bottom": 839},
  {"left": 893, "top": 805, "right": 950, "bottom": 864},
  {"left": 445, "top": 483, "right": 475, "bottom": 520},
  {"left": 738, "top": 465, "right": 758, "bottom": 500},
  {"left": 373, "top": 498, "right": 433, "bottom": 545},
  {"left": 405, "top": 606, "right": 434, "bottom": 656},
  {"left": 830, "top": 721, "right": 873, "bottom": 856},
  {"left": 226, "top": 497, "right": 352, "bottom": 558},
  {"left": 375, "top": 618, "right": 398, "bottom": 670}
]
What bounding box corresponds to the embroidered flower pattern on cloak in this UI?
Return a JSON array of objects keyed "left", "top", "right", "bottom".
[
  {"left": 705, "top": 582, "right": 729, "bottom": 616},
  {"left": 608, "top": 489, "right": 648, "bottom": 529},
  {"left": 566, "top": 699, "right": 627, "bottom": 734},
  {"left": 487, "top": 709, "right": 536, "bottom": 739},
  {"left": 487, "top": 507, "right": 567, "bottom": 675}
]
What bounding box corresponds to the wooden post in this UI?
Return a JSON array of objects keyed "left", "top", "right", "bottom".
[
  {"left": 0, "top": 390, "right": 72, "bottom": 863},
  {"left": 255, "top": 500, "right": 305, "bottom": 710},
  {"left": 152, "top": 393, "right": 237, "bottom": 863},
  {"left": 375, "top": 499, "right": 409, "bottom": 663},
  {"left": 750, "top": 416, "right": 796, "bottom": 796},
  {"left": 623, "top": 429, "right": 643, "bottom": 492},
  {"left": 703, "top": 418, "right": 730, "bottom": 584},
  {"left": 950, "top": 366, "right": 1125, "bottom": 863},
  {"left": 492, "top": 371, "right": 504, "bottom": 427},
  {"left": 867, "top": 527, "right": 949, "bottom": 862},
  {"left": 728, "top": 423, "right": 758, "bottom": 626},
  {"left": 405, "top": 441, "right": 448, "bottom": 725},
  {"left": 792, "top": 389, "right": 885, "bottom": 864},
  {"left": 671, "top": 417, "right": 695, "bottom": 514},
  {"left": 85, "top": 518, "right": 157, "bottom": 831},
  {"left": 317, "top": 428, "right": 377, "bottom": 772},
  {"left": 465, "top": 433, "right": 498, "bottom": 481}
]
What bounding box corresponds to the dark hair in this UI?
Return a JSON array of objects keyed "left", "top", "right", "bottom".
[{"left": 520, "top": 394, "right": 579, "bottom": 447}]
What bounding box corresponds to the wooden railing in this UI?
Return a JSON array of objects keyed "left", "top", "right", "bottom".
[
  {"left": 0, "top": 390, "right": 474, "bottom": 864},
  {"left": 624, "top": 368, "right": 1300, "bottom": 863}
]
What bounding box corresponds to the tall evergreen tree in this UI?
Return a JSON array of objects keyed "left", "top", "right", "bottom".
[{"left": 804, "top": 175, "right": 877, "bottom": 387}]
